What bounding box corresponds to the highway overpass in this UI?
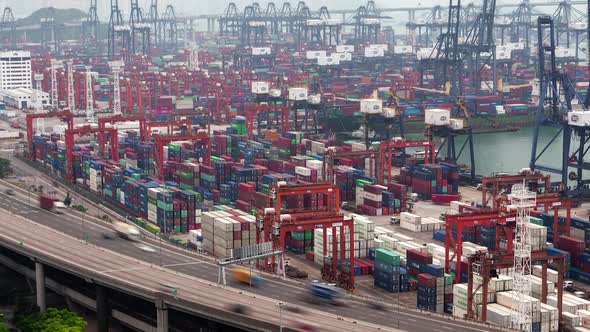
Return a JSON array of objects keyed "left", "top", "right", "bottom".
[
  {"left": 0, "top": 207, "right": 393, "bottom": 332},
  {"left": 0, "top": 169, "right": 504, "bottom": 332}
]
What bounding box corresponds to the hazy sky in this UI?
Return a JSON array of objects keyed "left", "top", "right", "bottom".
[{"left": 6, "top": 0, "right": 467, "bottom": 18}]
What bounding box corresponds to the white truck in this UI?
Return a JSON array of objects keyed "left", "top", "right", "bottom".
[{"left": 112, "top": 222, "right": 140, "bottom": 241}]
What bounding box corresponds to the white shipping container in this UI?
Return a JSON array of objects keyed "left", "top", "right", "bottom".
[
  {"left": 425, "top": 108, "right": 451, "bottom": 126},
  {"left": 563, "top": 312, "right": 581, "bottom": 328},
  {"left": 336, "top": 45, "right": 354, "bottom": 53},
  {"left": 482, "top": 303, "right": 512, "bottom": 328},
  {"left": 569, "top": 111, "right": 590, "bottom": 127},
  {"left": 295, "top": 166, "right": 312, "bottom": 177},
  {"left": 288, "top": 87, "right": 308, "bottom": 101},
  {"left": 400, "top": 220, "right": 420, "bottom": 232},
  {"left": 360, "top": 99, "right": 382, "bottom": 114},
  {"left": 453, "top": 306, "right": 467, "bottom": 319},
  {"left": 579, "top": 310, "right": 590, "bottom": 328},
  {"left": 400, "top": 212, "right": 421, "bottom": 224},
  {"left": 389, "top": 232, "right": 413, "bottom": 242},
  {"left": 251, "top": 81, "right": 270, "bottom": 94},
  {"left": 453, "top": 284, "right": 495, "bottom": 304},
  {"left": 333, "top": 52, "right": 352, "bottom": 62},
  {"left": 251, "top": 47, "right": 271, "bottom": 55},
  {"left": 306, "top": 50, "right": 327, "bottom": 60},
  {"left": 364, "top": 46, "right": 384, "bottom": 58},
  {"left": 497, "top": 291, "right": 540, "bottom": 313},
  {"left": 450, "top": 118, "right": 464, "bottom": 130},
  {"left": 370, "top": 44, "right": 389, "bottom": 51},
  {"left": 317, "top": 56, "right": 340, "bottom": 66},
  {"left": 394, "top": 45, "right": 414, "bottom": 54},
  {"left": 533, "top": 265, "right": 559, "bottom": 283}
]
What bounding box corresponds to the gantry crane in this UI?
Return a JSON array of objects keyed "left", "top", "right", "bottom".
[
  {"left": 378, "top": 138, "right": 436, "bottom": 185},
  {"left": 258, "top": 182, "right": 355, "bottom": 290},
  {"left": 153, "top": 132, "right": 210, "bottom": 179},
  {"left": 26, "top": 110, "right": 74, "bottom": 160},
  {"left": 97, "top": 115, "right": 148, "bottom": 153},
  {"left": 530, "top": 16, "right": 590, "bottom": 199},
  {"left": 465, "top": 249, "right": 566, "bottom": 325},
  {"left": 65, "top": 126, "right": 119, "bottom": 182}
]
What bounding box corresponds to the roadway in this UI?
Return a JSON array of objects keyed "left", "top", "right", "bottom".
[
  {"left": 0, "top": 176, "right": 504, "bottom": 332},
  {"left": 0, "top": 206, "right": 388, "bottom": 332}
]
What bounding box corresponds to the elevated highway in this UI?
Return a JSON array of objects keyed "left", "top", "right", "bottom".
[
  {"left": 0, "top": 169, "right": 503, "bottom": 332},
  {"left": 0, "top": 206, "right": 391, "bottom": 332}
]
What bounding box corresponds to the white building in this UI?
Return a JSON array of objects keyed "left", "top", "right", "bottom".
[
  {"left": 0, "top": 51, "right": 32, "bottom": 91},
  {"left": 1, "top": 88, "right": 49, "bottom": 110}
]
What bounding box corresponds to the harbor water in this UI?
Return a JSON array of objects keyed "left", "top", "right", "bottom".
[{"left": 412, "top": 126, "right": 571, "bottom": 177}]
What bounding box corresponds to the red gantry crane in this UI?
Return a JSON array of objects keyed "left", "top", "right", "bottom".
[
  {"left": 378, "top": 137, "right": 436, "bottom": 185},
  {"left": 464, "top": 249, "right": 566, "bottom": 324},
  {"left": 481, "top": 171, "right": 551, "bottom": 209},
  {"left": 145, "top": 118, "right": 193, "bottom": 139},
  {"left": 153, "top": 132, "right": 211, "bottom": 179},
  {"left": 257, "top": 182, "right": 356, "bottom": 290},
  {"left": 97, "top": 114, "right": 148, "bottom": 153},
  {"left": 65, "top": 125, "right": 118, "bottom": 182},
  {"left": 26, "top": 110, "right": 74, "bottom": 160}
]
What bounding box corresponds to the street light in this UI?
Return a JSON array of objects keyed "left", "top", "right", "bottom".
[
  {"left": 276, "top": 301, "right": 286, "bottom": 332},
  {"left": 158, "top": 232, "right": 163, "bottom": 267}
]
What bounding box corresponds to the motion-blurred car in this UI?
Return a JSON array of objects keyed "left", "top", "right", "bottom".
[
  {"left": 292, "top": 319, "right": 319, "bottom": 331},
  {"left": 228, "top": 304, "right": 249, "bottom": 315},
  {"left": 232, "top": 266, "right": 265, "bottom": 287},
  {"left": 306, "top": 281, "right": 344, "bottom": 306},
  {"left": 135, "top": 243, "right": 156, "bottom": 252}
]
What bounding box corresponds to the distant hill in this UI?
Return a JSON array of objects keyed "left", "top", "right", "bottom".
[{"left": 16, "top": 7, "right": 87, "bottom": 25}]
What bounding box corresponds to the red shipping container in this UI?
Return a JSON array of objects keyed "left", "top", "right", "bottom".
[
  {"left": 408, "top": 266, "right": 421, "bottom": 277},
  {"left": 407, "top": 249, "right": 433, "bottom": 264},
  {"left": 364, "top": 184, "right": 384, "bottom": 195},
  {"left": 432, "top": 194, "right": 460, "bottom": 204},
  {"left": 417, "top": 273, "right": 436, "bottom": 287}
]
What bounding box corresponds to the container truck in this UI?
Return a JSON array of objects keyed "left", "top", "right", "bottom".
[
  {"left": 232, "top": 267, "right": 264, "bottom": 287},
  {"left": 39, "top": 194, "right": 65, "bottom": 213},
  {"left": 112, "top": 221, "right": 140, "bottom": 241}
]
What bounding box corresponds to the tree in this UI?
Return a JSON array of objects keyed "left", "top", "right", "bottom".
[
  {"left": 63, "top": 192, "right": 72, "bottom": 207},
  {"left": 0, "top": 314, "right": 9, "bottom": 332},
  {"left": 15, "top": 308, "right": 86, "bottom": 332},
  {"left": 0, "top": 158, "right": 11, "bottom": 179}
]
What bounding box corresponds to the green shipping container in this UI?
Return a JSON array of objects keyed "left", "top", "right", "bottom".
[
  {"left": 528, "top": 216, "right": 543, "bottom": 226},
  {"left": 375, "top": 249, "right": 401, "bottom": 266},
  {"left": 291, "top": 231, "right": 305, "bottom": 240},
  {"left": 444, "top": 273, "right": 454, "bottom": 286}
]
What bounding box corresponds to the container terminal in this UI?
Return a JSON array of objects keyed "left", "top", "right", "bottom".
[{"left": 0, "top": 0, "right": 587, "bottom": 331}]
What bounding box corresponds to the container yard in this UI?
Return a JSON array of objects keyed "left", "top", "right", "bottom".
[{"left": 0, "top": 0, "right": 589, "bottom": 331}]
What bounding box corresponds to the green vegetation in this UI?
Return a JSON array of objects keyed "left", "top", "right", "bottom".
[
  {"left": 16, "top": 8, "right": 86, "bottom": 26},
  {"left": 71, "top": 205, "right": 87, "bottom": 213},
  {"left": 0, "top": 158, "right": 12, "bottom": 179},
  {"left": 0, "top": 314, "right": 8, "bottom": 332},
  {"left": 15, "top": 308, "right": 86, "bottom": 332}
]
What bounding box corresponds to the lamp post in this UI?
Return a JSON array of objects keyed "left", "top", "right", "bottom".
[{"left": 276, "top": 301, "right": 285, "bottom": 332}]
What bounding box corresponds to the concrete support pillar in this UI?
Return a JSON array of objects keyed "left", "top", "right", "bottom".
[
  {"left": 156, "top": 299, "right": 168, "bottom": 332},
  {"left": 35, "top": 261, "right": 46, "bottom": 312},
  {"left": 96, "top": 285, "right": 109, "bottom": 332}
]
